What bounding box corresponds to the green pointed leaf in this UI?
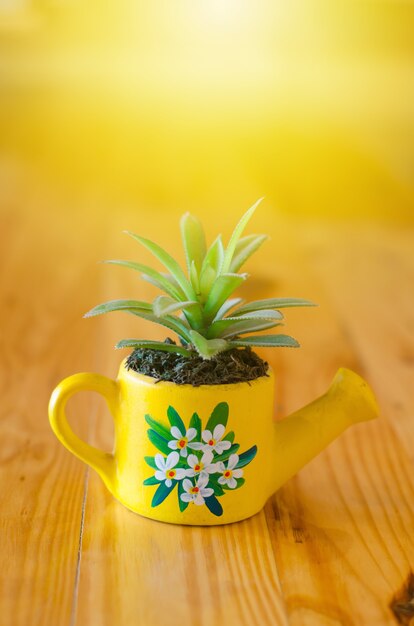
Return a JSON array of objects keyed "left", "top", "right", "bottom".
[
  {"left": 207, "top": 317, "right": 283, "bottom": 339},
  {"left": 226, "top": 309, "right": 284, "bottom": 321},
  {"left": 221, "top": 198, "right": 263, "bottom": 273},
  {"left": 116, "top": 339, "right": 192, "bottom": 356},
  {"left": 189, "top": 412, "right": 202, "bottom": 440},
  {"left": 151, "top": 481, "right": 176, "bottom": 507},
  {"left": 143, "top": 476, "right": 160, "bottom": 486},
  {"left": 178, "top": 480, "right": 189, "bottom": 512},
  {"left": 213, "top": 443, "right": 240, "bottom": 463},
  {"left": 180, "top": 212, "right": 207, "bottom": 272},
  {"left": 102, "top": 260, "right": 184, "bottom": 300},
  {"left": 204, "top": 494, "right": 223, "bottom": 517},
  {"left": 145, "top": 415, "right": 171, "bottom": 439},
  {"left": 213, "top": 297, "right": 244, "bottom": 321},
  {"left": 84, "top": 299, "right": 152, "bottom": 317},
  {"left": 235, "top": 445, "right": 258, "bottom": 468},
  {"left": 141, "top": 272, "right": 184, "bottom": 299},
  {"left": 208, "top": 475, "right": 225, "bottom": 496},
  {"left": 190, "top": 330, "right": 229, "bottom": 360},
  {"left": 190, "top": 260, "right": 200, "bottom": 294},
  {"left": 205, "top": 402, "right": 229, "bottom": 431},
  {"left": 199, "top": 263, "right": 217, "bottom": 299},
  {"left": 144, "top": 456, "right": 157, "bottom": 469},
  {"left": 153, "top": 295, "right": 199, "bottom": 318},
  {"left": 201, "top": 235, "right": 224, "bottom": 276},
  {"left": 232, "top": 298, "right": 317, "bottom": 316},
  {"left": 223, "top": 431, "right": 235, "bottom": 443},
  {"left": 167, "top": 406, "right": 186, "bottom": 433},
  {"left": 229, "top": 234, "right": 268, "bottom": 273},
  {"left": 125, "top": 231, "right": 196, "bottom": 300},
  {"left": 203, "top": 273, "right": 247, "bottom": 321},
  {"left": 147, "top": 429, "right": 171, "bottom": 455},
  {"left": 230, "top": 334, "right": 300, "bottom": 348}
]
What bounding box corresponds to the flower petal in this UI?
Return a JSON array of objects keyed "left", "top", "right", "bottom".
[
  {"left": 186, "top": 427, "right": 197, "bottom": 441},
  {"left": 187, "top": 454, "right": 198, "bottom": 468},
  {"left": 228, "top": 454, "right": 239, "bottom": 470},
  {"left": 233, "top": 469, "right": 243, "bottom": 478},
  {"left": 214, "top": 441, "right": 230, "bottom": 454},
  {"left": 154, "top": 453, "right": 166, "bottom": 470},
  {"left": 165, "top": 478, "right": 172, "bottom": 488},
  {"left": 228, "top": 477, "right": 237, "bottom": 489},
  {"left": 168, "top": 440, "right": 177, "bottom": 450},
  {"left": 217, "top": 462, "right": 225, "bottom": 472},
  {"left": 181, "top": 493, "right": 193, "bottom": 502},
  {"left": 180, "top": 447, "right": 188, "bottom": 457},
  {"left": 201, "top": 487, "right": 214, "bottom": 498},
  {"left": 202, "top": 450, "right": 214, "bottom": 465},
  {"left": 194, "top": 494, "right": 205, "bottom": 506},
  {"left": 197, "top": 474, "right": 209, "bottom": 489},
  {"left": 206, "top": 464, "right": 218, "bottom": 473},
  {"left": 218, "top": 476, "right": 226, "bottom": 485},
  {"left": 170, "top": 426, "right": 183, "bottom": 439},
  {"left": 154, "top": 470, "right": 165, "bottom": 481},
  {"left": 202, "top": 429, "right": 212, "bottom": 443},
  {"left": 213, "top": 424, "right": 225, "bottom": 440},
  {"left": 188, "top": 442, "right": 204, "bottom": 450},
  {"left": 166, "top": 451, "right": 179, "bottom": 469},
  {"left": 185, "top": 469, "right": 196, "bottom": 477},
  {"left": 183, "top": 478, "right": 193, "bottom": 492},
  {"left": 175, "top": 468, "right": 186, "bottom": 480}
]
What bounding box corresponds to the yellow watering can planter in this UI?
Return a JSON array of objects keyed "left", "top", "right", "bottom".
[{"left": 48, "top": 359, "right": 379, "bottom": 526}]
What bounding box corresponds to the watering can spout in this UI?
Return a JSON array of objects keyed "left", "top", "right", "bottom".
[{"left": 271, "top": 368, "right": 379, "bottom": 494}]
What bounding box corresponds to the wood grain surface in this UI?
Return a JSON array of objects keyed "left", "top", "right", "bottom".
[{"left": 1, "top": 193, "right": 413, "bottom": 626}]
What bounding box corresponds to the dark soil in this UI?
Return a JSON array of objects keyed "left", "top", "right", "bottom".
[{"left": 125, "top": 340, "right": 269, "bottom": 386}]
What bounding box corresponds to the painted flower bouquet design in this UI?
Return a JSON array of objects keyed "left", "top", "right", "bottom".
[{"left": 143, "top": 402, "right": 257, "bottom": 516}]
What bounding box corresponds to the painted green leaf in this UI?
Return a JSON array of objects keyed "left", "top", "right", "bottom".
[
  {"left": 189, "top": 412, "right": 202, "bottom": 440},
  {"left": 204, "top": 495, "right": 223, "bottom": 517},
  {"left": 190, "top": 330, "right": 229, "bottom": 360},
  {"left": 229, "top": 234, "right": 268, "bottom": 273},
  {"left": 147, "top": 429, "right": 171, "bottom": 455},
  {"left": 232, "top": 298, "right": 317, "bottom": 316},
  {"left": 205, "top": 402, "right": 229, "bottom": 431},
  {"left": 145, "top": 415, "right": 171, "bottom": 440},
  {"left": 151, "top": 481, "right": 176, "bottom": 507},
  {"left": 102, "top": 260, "right": 184, "bottom": 300},
  {"left": 178, "top": 480, "right": 189, "bottom": 512},
  {"left": 144, "top": 456, "right": 157, "bottom": 469},
  {"left": 115, "top": 339, "right": 191, "bottom": 356},
  {"left": 230, "top": 334, "right": 300, "bottom": 348},
  {"left": 208, "top": 475, "right": 225, "bottom": 496},
  {"left": 143, "top": 476, "right": 160, "bottom": 486},
  {"left": 223, "top": 431, "right": 235, "bottom": 443},
  {"left": 125, "top": 231, "right": 196, "bottom": 300},
  {"left": 221, "top": 198, "right": 263, "bottom": 273},
  {"left": 203, "top": 273, "right": 247, "bottom": 322},
  {"left": 213, "top": 443, "right": 240, "bottom": 463},
  {"left": 180, "top": 212, "right": 207, "bottom": 273},
  {"left": 167, "top": 406, "right": 186, "bottom": 433},
  {"left": 235, "top": 445, "right": 258, "bottom": 468}
]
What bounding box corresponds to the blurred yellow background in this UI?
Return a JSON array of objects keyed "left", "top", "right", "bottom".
[{"left": 0, "top": 0, "right": 413, "bottom": 223}]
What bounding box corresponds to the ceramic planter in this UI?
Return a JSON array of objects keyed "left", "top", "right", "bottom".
[{"left": 49, "top": 359, "right": 378, "bottom": 525}]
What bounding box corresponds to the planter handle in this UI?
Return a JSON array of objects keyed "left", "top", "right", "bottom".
[{"left": 48, "top": 372, "right": 118, "bottom": 488}]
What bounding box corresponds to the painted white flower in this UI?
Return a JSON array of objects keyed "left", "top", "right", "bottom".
[
  {"left": 218, "top": 454, "right": 243, "bottom": 489},
  {"left": 185, "top": 450, "right": 217, "bottom": 480},
  {"left": 180, "top": 474, "right": 214, "bottom": 506},
  {"left": 190, "top": 424, "right": 231, "bottom": 455},
  {"left": 154, "top": 451, "right": 186, "bottom": 487},
  {"left": 167, "top": 426, "right": 198, "bottom": 457}
]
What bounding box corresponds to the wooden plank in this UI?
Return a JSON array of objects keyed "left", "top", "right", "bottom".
[
  {"left": 262, "top": 219, "right": 414, "bottom": 625},
  {"left": 0, "top": 195, "right": 106, "bottom": 626}
]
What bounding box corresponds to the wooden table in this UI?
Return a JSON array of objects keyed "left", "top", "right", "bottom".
[{"left": 1, "top": 192, "right": 414, "bottom": 626}]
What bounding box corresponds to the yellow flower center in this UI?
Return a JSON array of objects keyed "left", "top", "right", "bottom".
[
  {"left": 224, "top": 470, "right": 232, "bottom": 479},
  {"left": 190, "top": 486, "right": 200, "bottom": 494},
  {"left": 208, "top": 439, "right": 215, "bottom": 447},
  {"left": 178, "top": 438, "right": 188, "bottom": 449},
  {"left": 193, "top": 463, "right": 203, "bottom": 472},
  {"left": 167, "top": 470, "right": 176, "bottom": 479}
]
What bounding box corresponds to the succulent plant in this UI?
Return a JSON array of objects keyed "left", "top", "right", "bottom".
[{"left": 84, "top": 199, "right": 315, "bottom": 359}]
